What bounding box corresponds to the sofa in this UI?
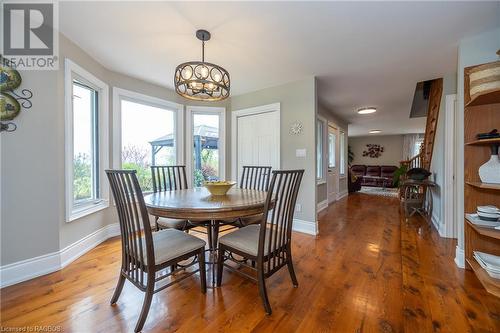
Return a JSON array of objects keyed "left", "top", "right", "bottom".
[{"left": 350, "top": 165, "right": 398, "bottom": 188}]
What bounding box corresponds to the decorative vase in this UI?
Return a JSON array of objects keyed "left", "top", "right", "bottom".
[{"left": 478, "top": 145, "right": 500, "bottom": 184}]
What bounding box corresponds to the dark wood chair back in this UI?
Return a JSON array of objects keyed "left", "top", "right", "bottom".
[
  {"left": 240, "top": 166, "right": 272, "bottom": 191},
  {"left": 106, "top": 169, "right": 154, "bottom": 289},
  {"left": 258, "top": 170, "right": 304, "bottom": 273},
  {"left": 151, "top": 165, "right": 188, "bottom": 192}
]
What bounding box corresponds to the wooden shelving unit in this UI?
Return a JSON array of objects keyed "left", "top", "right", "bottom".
[
  {"left": 466, "top": 259, "right": 500, "bottom": 298},
  {"left": 465, "top": 219, "right": 500, "bottom": 240},
  {"left": 465, "top": 138, "right": 500, "bottom": 146},
  {"left": 466, "top": 181, "right": 500, "bottom": 190},
  {"left": 463, "top": 60, "right": 500, "bottom": 298}
]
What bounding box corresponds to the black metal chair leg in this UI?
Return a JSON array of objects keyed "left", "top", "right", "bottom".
[
  {"left": 135, "top": 279, "right": 155, "bottom": 333},
  {"left": 257, "top": 269, "right": 272, "bottom": 315},
  {"left": 198, "top": 250, "right": 207, "bottom": 293},
  {"left": 110, "top": 274, "right": 126, "bottom": 304}
]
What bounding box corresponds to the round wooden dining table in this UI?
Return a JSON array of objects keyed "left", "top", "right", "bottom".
[
  {"left": 144, "top": 187, "right": 268, "bottom": 221},
  {"left": 143, "top": 187, "right": 268, "bottom": 286}
]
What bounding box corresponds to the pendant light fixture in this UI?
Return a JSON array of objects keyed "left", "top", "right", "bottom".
[{"left": 174, "top": 30, "right": 230, "bottom": 101}]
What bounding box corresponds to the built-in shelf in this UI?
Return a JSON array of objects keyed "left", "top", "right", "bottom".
[
  {"left": 465, "top": 218, "right": 500, "bottom": 240},
  {"left": 464, "top": 61, "right": 500, "bottom": 299},
  {"left": 465, "top": 138, "right": 500, "bottom": 146},
  {"left": 465, "top": 90, "right": 500, "bottom": 107},
  {"left": 467, "top": 258, "right": 500, "bottom": 298},
  {"left": 466, "top": 181, "right": 500, "bottom": 190}
]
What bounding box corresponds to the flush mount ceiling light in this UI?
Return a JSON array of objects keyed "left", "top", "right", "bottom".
[
  {"left": 357, "top": 107, "right": 377, "bottom": 114},
  {"left": 369, "top": 129, "right": 382, "bottom": 134},
  {"left": 174, "top": 29, "right": 230, "bottom": 101}
]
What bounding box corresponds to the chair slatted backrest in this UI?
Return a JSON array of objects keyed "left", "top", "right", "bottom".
[
  {"left": 259, "top": 170, "right": 304, "bottom": 273},
  {"left": 106, "top": 170, "right": 154, "bottom": 289},
  {"left": 240, "top": 166, "right": 272, "bottom": 191},
  {"left": 151, "top": 166, "right": 188, "bottom": 192}
]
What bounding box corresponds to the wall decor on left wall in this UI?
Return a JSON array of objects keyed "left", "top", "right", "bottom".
[{"left": 1, "top": 56, "right": 33, "bottom": 132}]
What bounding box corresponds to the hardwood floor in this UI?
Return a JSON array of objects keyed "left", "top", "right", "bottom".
[{"left": 1, "top": 193, "right": 499, "bottom": 332}]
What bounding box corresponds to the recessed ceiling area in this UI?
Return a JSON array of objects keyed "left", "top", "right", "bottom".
[{"left": 58, "top": 1, "right": 500, "bottom": 136}]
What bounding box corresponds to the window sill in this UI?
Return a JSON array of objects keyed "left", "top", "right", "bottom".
[
  {"left": 316, "top": 179, "right": 327, "bottom": 185},
  {"left": 67, "top": 200, "right": 109, "bottom": 222},
  {"left": 339, "top": 175, "right": 347, "bottom": 179}
]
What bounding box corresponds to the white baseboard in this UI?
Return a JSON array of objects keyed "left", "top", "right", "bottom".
[
  {"left": 0, "top": 251, "right": 61, "bottom": 289},
  {"left": 317, "top": 199, "right": 328, "bottom": 213},
  {"left": 60, "top": 223, "right": 120, "bottom": 268},
  {"left": 1, "top": 223, "right": 119, "bottom": 288},
  {"left": 454, "top": 246, "right": 465, "bottom": 269},
  {"left": 293, "top": 219, "right": 317, "bottom": 235},
  {"left": 337, "top": 190, "right": 348, "bottom": 201}
]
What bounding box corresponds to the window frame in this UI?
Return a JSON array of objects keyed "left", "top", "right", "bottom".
[
  {"left": 339, "top": 130, "right": 346, "bottom": 177},
  {"left": 112, "top": 87, "right": 184, "bottom": 192},
  {"left": 186, "top": 106, "right": 226, "bottom": 187},
  {"left": 64, "top": 59, "right": 109, "bottom": 222},
  {"left": 316, "top": 116, "right": 327, "bottom": 184},
  {"left": 328, "top": 127, "right": 336, "bottom": 169}
]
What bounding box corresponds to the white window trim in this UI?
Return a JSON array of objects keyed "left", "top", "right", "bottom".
[
  {"left": 112, "top": 87, "right": 184, "bottom": 172},
  {"left": 64, "top": 58, "right": 109, "bottom": 222},
  {"left": 328, "top": 124, "right": 337, "bottom": 169},
  {"left": 316, "top": 115, "right": 327, "bottom": 184},
  {"left": 186, "top": 106, "right": 226, "bottom": 187},
  {"left": 339, "top": 129, "right": 346, "bottom": 176}
]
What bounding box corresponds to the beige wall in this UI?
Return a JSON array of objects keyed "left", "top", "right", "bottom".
[
  {"left": 1, "top": 66, "right": 61, "bottom": 265},
  {"left": 349, "top": 135, "right": 404, "bottom": 167},
  {"left": 230, "top": 77, "right": 317, "bottom": 224},
  {"left": 1, "top": 34, "right": 230, "bottom": 265}
]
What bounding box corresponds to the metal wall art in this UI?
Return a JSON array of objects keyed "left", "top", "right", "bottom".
[
  {"left": 1, "top": 56, "right": 33, "bottom": 132},
  {"left": 362, "top": 144, "right": 384, "bottom": 158}
]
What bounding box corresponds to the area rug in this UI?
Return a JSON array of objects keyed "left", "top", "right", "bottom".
[{"left": 359, "top": 186, "right": 399, "bottom": 198}]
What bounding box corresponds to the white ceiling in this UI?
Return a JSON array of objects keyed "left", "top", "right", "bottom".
[{"left": 59, "top": 1, "right": 500, "bottom": 136}]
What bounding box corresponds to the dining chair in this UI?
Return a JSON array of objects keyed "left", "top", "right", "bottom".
[
  {"left": 234, "top": 166, "right": 272, "bottom": 227},
  {"left": 151, "top": 165, "right": 192, "bottom": 231},
  {"left": 216, "top": 169, "right": 304, "bottom": 314},
  {"left": 106, "top": 170, "right": 206, "bottom": 333}
]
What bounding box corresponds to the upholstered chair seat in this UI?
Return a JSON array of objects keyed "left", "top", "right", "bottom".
[
  {"left": 141, "top": 229, "right": 206, "bottom": 265},
  {"left": 219, "top": 225, "right": 272, "bottom": 256},
  {"left": 156, "top": 217, "right": 190, "bottom": 230}
]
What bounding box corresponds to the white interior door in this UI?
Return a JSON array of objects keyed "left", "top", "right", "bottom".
[
  {"left": 232, "top": 105, "right": 280, "bottom": 183},
  {"left": 327, "top": 125, "right": 338, "bottom": 203}
]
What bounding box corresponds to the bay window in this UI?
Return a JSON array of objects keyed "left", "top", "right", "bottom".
[
  {"left": 113, "top": 88, "right": 183, "bottom": 192},
  {"left": 187, "top": 106, "right": 225, "bottom": 187},
  {"left": 65, "top": 59, "right": 109, "bottom": 221}
]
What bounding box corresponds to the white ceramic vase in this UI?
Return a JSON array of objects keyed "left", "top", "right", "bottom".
[{"left": 478, "top": 145, "right": 500, "bottom": 184}]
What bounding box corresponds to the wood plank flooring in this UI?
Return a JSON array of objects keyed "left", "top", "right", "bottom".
[{"left": 1, "top": 193, "right": 499, "bottom": 332}]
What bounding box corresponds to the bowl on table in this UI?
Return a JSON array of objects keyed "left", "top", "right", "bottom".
[{"left": 203, "top": 181, "right": 236, "bottom": 196}]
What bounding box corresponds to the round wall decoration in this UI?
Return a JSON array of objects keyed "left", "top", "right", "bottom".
[{"left": 289, "top": 122, "right": 303, "bottom": 135}]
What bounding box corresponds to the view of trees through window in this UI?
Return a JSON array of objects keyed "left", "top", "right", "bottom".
[
  {"left": 72, "top": 82, "right": 98, "bottom": 203},
  {"left": 121, "top": 100, "right": 176, "bottom": 192},
  {"left": 192, "top": 113, "right": 220, "bottom": 187}
]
